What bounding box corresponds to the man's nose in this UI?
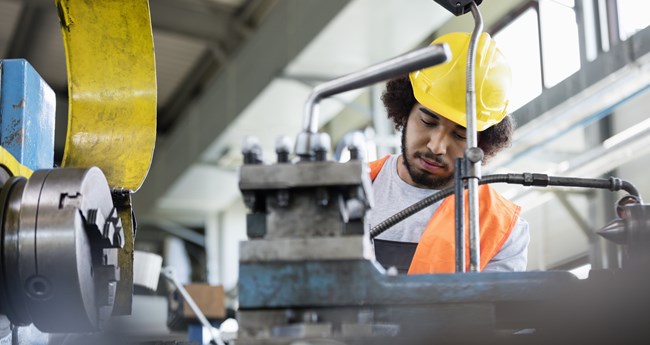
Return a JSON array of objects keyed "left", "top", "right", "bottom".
[{"left": 427, "top": 132, "right": 449, "bottom": 155}]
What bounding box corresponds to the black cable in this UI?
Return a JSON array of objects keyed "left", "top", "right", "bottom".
[{"left": 369, "top": 173, "right": 641, "bottom": 239}]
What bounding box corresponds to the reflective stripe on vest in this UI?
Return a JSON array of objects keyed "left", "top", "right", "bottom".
[{"left": 368, "top": 155, "right": 521, "bottom": 274}]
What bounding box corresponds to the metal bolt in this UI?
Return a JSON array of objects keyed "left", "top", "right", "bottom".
[
  {"left": 347, "top": 132, "right": 366, "bottom": 161},
  {"left": 275, "top": 136, "right": 293, "bottom": 163},
  {"left": 243, "top": 192, "right": 257, "bottom": 209},
  {"left": 312, "top": 133, "right": 331, "bottom": 162},
  {"left": 465, "top": 147, "right": 484, "bottom": 163},
  {"left": 302, "top": 311, "right": 319, "bottom": 323},
  {"left": 25, "top": 275, "right": 52, "bottom": 300},
  {"left": 242, "top": 136, "right": 263, "bottom": 164},
  {"left": 316, "top": 188, "right": 329, "bottom": 207},
  {"left": 386, "top": 266, "right": 399, "bottom": 276},
  {"left": 277, "top": 190, "right": 290, "bottom": 207}
]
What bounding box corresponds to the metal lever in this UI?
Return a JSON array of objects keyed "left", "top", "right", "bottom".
[
  {"left": 295, "top": 43, "right": 451, "bottom": 158},
  {"left": 161, "top": 266, "right": 225, "bottom": 345}
]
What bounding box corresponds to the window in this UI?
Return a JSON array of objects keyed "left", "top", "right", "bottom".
[
  {"left": 618, "top": 0, "right": 650, "bottom": 41},
  {"left": 539, "top": 0, "right": 581, "bottom": 87},
  {"left": 494, "top": 7, "right": 543, "bottom": 112}
]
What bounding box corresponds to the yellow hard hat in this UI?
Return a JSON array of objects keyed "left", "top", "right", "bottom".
[{"left": 409, "top": 32, "right": 511, "bottom": 131}]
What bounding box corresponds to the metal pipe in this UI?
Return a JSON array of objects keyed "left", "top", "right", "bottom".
[
  {"left": 467, "top": 1, "right": 484, "bottom": 272},
  {"left": 295, "top": 44, "right": 451, "bottom": 157},
  {"left": 454, "top": 158, "right": 466, "bottom": 273}
]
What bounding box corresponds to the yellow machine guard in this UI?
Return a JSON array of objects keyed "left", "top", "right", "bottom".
[{"left": 57, "top": 0, "right": 157, "bottom": 192}]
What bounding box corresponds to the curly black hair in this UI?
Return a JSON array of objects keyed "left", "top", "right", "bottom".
[{"left": 381, "top": 75, "right": 514, "bottom": 163}]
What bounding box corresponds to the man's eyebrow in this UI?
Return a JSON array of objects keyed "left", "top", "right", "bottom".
[
  {"left": 419, "top": 107, "right": 466, "bottom": 131},
  {"left": 419, "top": 107, "right": 438, "bottom": 118}
]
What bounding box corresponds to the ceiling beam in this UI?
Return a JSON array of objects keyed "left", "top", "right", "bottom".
[
  {"left": 157, "top": 49, "right": 221, "bottom": 133},
  {"left": 149, "top": 0, "right": 236, "bottom": 45},
  {"left": 134, "top": 0, "right": 351, "bottom": 215}
]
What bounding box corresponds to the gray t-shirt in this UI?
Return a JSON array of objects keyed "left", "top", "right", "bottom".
[{"left": 368, "top": 154, "right": 529, "bottom": 272}]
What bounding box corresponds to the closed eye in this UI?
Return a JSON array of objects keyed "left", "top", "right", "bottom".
[{"left": 421, "top": 118, "right": 437, "bottom": 127}]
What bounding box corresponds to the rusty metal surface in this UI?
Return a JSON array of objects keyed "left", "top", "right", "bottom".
[
  {"left": 0, "top": 59, "right": 55, "bottom": 173},
  {"left": 110, "top": 190, "right": 135, "bottom": 315},
  {"left": 238, "top": 260, "right": 577, "bottom": 309}
]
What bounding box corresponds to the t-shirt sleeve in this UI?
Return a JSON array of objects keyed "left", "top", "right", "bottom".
[{"left": 483, "top": 216, "right": 530, "bottom": 272}]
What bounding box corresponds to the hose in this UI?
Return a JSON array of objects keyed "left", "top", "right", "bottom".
[{"left": 369, "top": 173, "right": 641, "bottom": 239}]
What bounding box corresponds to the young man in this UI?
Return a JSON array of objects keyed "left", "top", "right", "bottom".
[{"left": 368, "top": 32, "right": 529, "bottom": 274}]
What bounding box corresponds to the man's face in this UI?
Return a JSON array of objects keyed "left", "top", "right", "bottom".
[{"left": 398, "top": 103, "right": 467, "bottom": 189}]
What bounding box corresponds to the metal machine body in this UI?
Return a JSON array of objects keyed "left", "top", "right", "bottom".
[
  {"left": 0, "top": 168, "right": 123, "bottom": 332},
  {"left": 237, "top": 141, "right": 650, "bottom": 344},
  {"left": 0, "top": 59, "right": 126, "bottom": 342},
  {"left": 0, "top": 59, "right": 55, "bottom": 172}
]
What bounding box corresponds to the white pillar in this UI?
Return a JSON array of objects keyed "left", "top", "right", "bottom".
[
  {"left": 163, "top": 236, "right": 191, "bottom": 285},
  {"left": 204, "top": 212, "right": 221, "bottom": 285}
]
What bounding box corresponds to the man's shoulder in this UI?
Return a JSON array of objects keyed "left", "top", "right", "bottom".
[{"left": 368, "top": 154, "right": 395, "bottom": 182}]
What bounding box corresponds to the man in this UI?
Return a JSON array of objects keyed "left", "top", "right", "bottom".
[{"left": 368, "top": 32, "right": 529, "bottom": 274}]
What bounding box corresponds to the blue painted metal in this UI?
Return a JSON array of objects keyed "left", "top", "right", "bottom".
[
  {"left": 238, "top": 260, "right": 579, "bottom": 309},
  {"left": 187, "top": 323, "right": 204, "bottom": 343},
  {"left": 0, "top": 59, "right": 55, "bottom": 171}
]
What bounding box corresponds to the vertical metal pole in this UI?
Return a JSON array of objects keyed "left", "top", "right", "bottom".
[
  {"left": 467, "top": 2, "right": 484, "bottom": 272},
  {"left": 454, "top": 158, "right": 466, "bottom": 272}
]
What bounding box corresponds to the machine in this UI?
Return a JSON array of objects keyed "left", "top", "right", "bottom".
[{"left": 0, "top": 0, "right": 156, "bottom": 343}]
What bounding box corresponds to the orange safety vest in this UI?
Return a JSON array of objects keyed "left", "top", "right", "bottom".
[{"left": 369, "top": 155, "right": 521, "bottom": 274}]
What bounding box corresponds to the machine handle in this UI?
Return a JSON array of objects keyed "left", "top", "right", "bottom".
[{"left": 296, "top": 44, "right": 451, "bottom": 157}]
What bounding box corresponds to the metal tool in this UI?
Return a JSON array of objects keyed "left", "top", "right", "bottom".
[{"left": 162, "top": 266, "right": 226, "bottom": 345}]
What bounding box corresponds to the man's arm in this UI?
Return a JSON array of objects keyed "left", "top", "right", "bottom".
[{"left": 483, "top": 217, "right": 530, "bottom": 272}]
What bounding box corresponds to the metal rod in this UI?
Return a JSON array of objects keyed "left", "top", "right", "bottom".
[
  {"left": 467, "top": 1, "right": 484, "bottom": 272},
  {"left": 295, "top": 44, "right": 451, "bottom": 157},
  {"left": 454, "top": 158, "right": 466, "bottom": 273},
  {"left": 161, "top": 266, "right": 225, "bottom": 345}
]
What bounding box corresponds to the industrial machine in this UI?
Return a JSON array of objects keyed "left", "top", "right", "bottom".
[
  {"left": 0, "top": 0, "right": 156, "bottom": 343},
  {"left": 238, "top": 143, "right": 650, "bottom": 344},
  {"left": 236, "top": 1, "right": 650, "bottom": 344}
]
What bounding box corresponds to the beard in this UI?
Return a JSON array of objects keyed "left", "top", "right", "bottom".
[{"left": 400, "top": 124, "right": 454, "bottom": 189}]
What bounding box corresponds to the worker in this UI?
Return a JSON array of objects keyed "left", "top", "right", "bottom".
[{"left": 368, "top": 32, "right": 529, "bottom": 274}]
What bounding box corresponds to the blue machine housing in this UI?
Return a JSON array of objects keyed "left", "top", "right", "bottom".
[{"left": 0, "top": 59, "right": 55, "bottom": 171}]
